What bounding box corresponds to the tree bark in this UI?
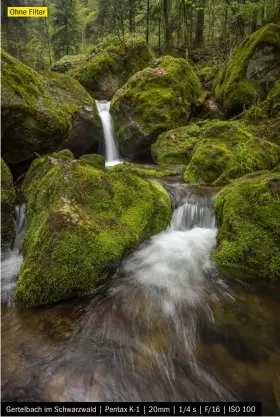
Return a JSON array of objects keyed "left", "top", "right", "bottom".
[
  {"left": 146, "top": 0, "right": 150, "bottom": 44},
  {"left": 163, "top": 0, "right": 172, "bottom": 53},
  {"left": 194, "top": 0, "right": 205, "bottom": 47}
]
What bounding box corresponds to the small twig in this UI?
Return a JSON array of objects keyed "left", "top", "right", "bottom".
[{"left": 13, "top": 172, "right": 27, "bottom": 185}]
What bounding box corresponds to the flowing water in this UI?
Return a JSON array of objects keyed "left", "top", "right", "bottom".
[
  {"left": 96, "top": 100, "right": 122, "bottom": 168},
  {"left": 1, "top": 184, "right": 280, "bottom": 413}
]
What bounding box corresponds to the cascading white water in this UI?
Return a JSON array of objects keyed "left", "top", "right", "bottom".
[
  {"left": 96, "top": 100, "right": 122, "bottom": 168},
  {"left": 1, "top": 204, "right": 26, "bottom": 306}
]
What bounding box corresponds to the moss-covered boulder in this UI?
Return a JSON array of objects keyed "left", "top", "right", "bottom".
[
  {"left": 109, "top": 162, "right": 180, "bottom": 178},
  {"left": 67, "top": 36, "right": 155, "bottom": 100},
  {"left": 79, "top": 154, "right": 105, "bottom": 169},
  {"left": 50, "top": 54, "right": 87, "bottom": 73},
  {"left": 215, "top": 24, "right": 280, "bottom": 116},
  {"left": 111, "top": 56, "right": 200, "bottom": 159},
  {"left": 1, "top": 159, "right": 15, "bottom": 248},
  {"left": 183, "top": 121, "right": 280, "bottom": 185},
  {"left": 1, "top": 50, "right": 101, "bottom": 166},
  {"left": 242, "top": 80, "right": 280, "bottom": 146},
  {"left": 213, "top": 171, "right": 280, "bottom": 280},
  {"left": 15, "top": 150, "right": 171, "bottom": 306},
  {"left": 152, "top": 125, "right": 204, "bottom": 166}
]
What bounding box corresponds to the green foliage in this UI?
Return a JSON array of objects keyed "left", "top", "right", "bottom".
[
  {"left": 213, "top": 170, "right": 280, "bottom": 280},
  {"left": 51, "top": 0, "right": 79, "bottom": 59},
  {"left": 215, "top": 24, "right": 280, "bottom": 116},
  {"left": 111, "top": 55, "right": 200, "bottom": 158},
  {"left": 15, "top": 151, "right": 172, "bottom": 306},
  {"left": 1, "top": 158, "right": 15, "bottom": 248}
]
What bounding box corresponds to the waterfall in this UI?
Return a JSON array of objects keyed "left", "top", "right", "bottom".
[
  {"left": 80, "top": 183, "right": 232, "bottom": 401},
  {"left": 1, "top": 204, "right": 26, "bottom": 306},
  {"left": 96, "top": 100, "right": 122, "bottom": 168}
]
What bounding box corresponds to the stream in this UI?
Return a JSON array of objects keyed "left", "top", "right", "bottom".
[{"left": 1, "top": 183, "right": 280, "bottom": 414}]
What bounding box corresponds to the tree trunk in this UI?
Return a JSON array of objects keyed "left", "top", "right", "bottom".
[
  {"left": 181, "top": 0, "right": 187, "bottom": 48},
  {"left": 158, "top": 14, "right": 161, "bottom": 53},
  {"left": 146, "top": 0, "right": 150, "bottom": 44},
  {"left": 163, "top": 0, "right": 172, "bottom": 53},
  {"left": 129, "top": 0, "right": 136, "bottom": 33},
  {"left": 194, "top": 0, "right": 205, "bottom": 47}
]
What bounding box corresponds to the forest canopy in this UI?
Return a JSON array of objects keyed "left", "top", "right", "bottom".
[{"left": 1, "top": 0, "right": 280, "bottom": 69}]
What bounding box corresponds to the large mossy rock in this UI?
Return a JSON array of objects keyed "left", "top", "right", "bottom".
[
  {"left": 15, "top": 150, "right": 171, "bottom": 307},
  {"left": 1, "top": 158, "right": 15, "bottom": 248},
  {"left": 152, "top": 124, "right": 204, "bottom": 166},
  {"left": 111, "top": 56, "right": 200, "bottom": 159},
  {"left": 67, "top": 36, "right": 155, "bottom": 100},
  {"left": 183, "top": 121, "right": 280, "bottom": 185},
  {"left": 1, "top": 50, "right": 101, "bottom": 166},
  {"left": 50, "top": 54, "right": 87, "bottom": 74},
  {"left": 242, "top": 80, "right": 280, "bottom": 146},
  {"left": 213, "top": 171, "right": 280, "bottom": 281},
  {"left": 215, "top": 24, "right": 280, "bottom": 116}
]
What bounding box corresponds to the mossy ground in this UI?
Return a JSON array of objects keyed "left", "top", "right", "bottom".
[
  {"left": 67, "top": 35, "right": 155, "bottom": 99},
  {"left": 214, "top": 24, "right": 280, "bottom": 116},
  {"left": 212, "top": 170, "right": 280, "bottom": 280},
  {"left": 1, "top": 50, "right": 101, "bottom": 164},
  {"left": 111, "top": 56, "right": 200, "bottom": 159},
  {"left": 1, "top": 158, "right": 16, "bottom": 248},
  {"left": 15, "top": 150, "right": 172, "bottom": 307}
]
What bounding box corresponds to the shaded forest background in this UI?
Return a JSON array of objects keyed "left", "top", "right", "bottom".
[{"left": 1, "top": 0, "right": 280, "bottom": 69}]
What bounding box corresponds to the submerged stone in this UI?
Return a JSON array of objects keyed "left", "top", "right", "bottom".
[
  {"left": 213, "top": 170, "right": 280, "bottom": 280},
  {"left": 16, "top": 150, "right": 172, "bottom": 307}
]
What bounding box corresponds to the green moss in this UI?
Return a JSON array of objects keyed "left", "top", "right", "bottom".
[
  {"left": 1, "top": 158, "right": 16, "bottom": 248},
  {"left": 213, "top": 171, "right": 280, "bottom": 280},
  {"left": 108, "top": 162, "right": 179, "bottom": 177},
  {"left": 111, "top": 56, "right": 201, "bottom": 159},
  {"left": 183, "top": 121, "right": 280, "bottom": 185},
  {"left": 79, "top": 154, "right": 105, "bottom": 169},
  {"left": 68, "top": 35, "right": 155, "bottom": 99},
  {"left": 15, "top": 153, "right": 171, "bottom": 307},
  {"left": 215, "top": 24, "right": 280, "bottom": 116},
  {"left": 152, "top": 126, "right": 201, "bottom": 165},
  {"left": 50, "top": 54, "right": 87, "bottom": 73},
  {"left": 1, "top": 50, "right": 101, "bottom": 164}
]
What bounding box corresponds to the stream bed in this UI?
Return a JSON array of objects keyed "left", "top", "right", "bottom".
[{"left": 1, "top": 181, "right": 280, "bottom": 415}]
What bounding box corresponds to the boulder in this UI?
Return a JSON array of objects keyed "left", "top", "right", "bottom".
[
  {"left": 215, "top": 24, "right": 280, "bottom": 116},
  {"left": 152, "top": 125, "right": 204, "bottom": 166},
  {"left": 183, "top": 121, "right": 280, "bottom": 185},
  {"left": 109, "top": 161, "right": 180, "bottom": 178},
  {"left": 111, "top": 56, "right": 200, "bottom": 160},
  {"left": 242, "top": 80, "right": 280, "bottom": 146},
  {"left": 1, "top": 158, "right": 15, "bottom": 248},
  {"left": 213, "top": 171, "right": 280, "bottom": 280},
  {"left": 50, "top": 54, "right": 87, "bottom": 73},
  {"left": 1, "top": 50, "right": 101, "bottom": 167},
  {"left": 79, "top": 154, "right": 105, "bottom": 169},
  {"left": 15, "top": 151, "right": 171, "bottom": 306},
  {"left": 67, "top": 36, "right": 155, "bottom": 100}
]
